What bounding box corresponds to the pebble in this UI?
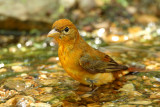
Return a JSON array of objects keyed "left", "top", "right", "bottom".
[
  {"left": 119, "top": 83, "right": 135, "bottom": 92},
  {"left": 0, "top": 95, "right": 35, "bottom": 107},
  {"left": 30, "top": 103, "right": 51, "bottom": 107},
  {"left": 11, "top": 65, "right": 29, "bottom": 72},
  {"left": 119, "top": 105, "right": 136, "bottom": 107},
  {"left": 35, "top": 94, "right": 56, "bottom": 102},
  {"left": 81, "top": 93, "right": 92, "bottom": 98},
  {"left": 128, "top": 100, "right": 152, "bottom": 105},
  {"left": 142, "top": 76, "right": 149, "bottom": 80},
  {"left": 150, "top": 92, "right": 160, "bottom": 99},
  {"left": 87, "top": 103, "right": 101, "bottom": 107},
  {"left": 0, "top": 68, "right": 7, "bottom": 73}
]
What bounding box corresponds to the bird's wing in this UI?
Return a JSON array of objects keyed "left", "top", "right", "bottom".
[{"left": 79, "top": 54, "right": 128, "bottom": 74}]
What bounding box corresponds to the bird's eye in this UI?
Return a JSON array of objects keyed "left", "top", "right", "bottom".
[{"left": 64, "top": 27, "right": 69, "bottom": 32}]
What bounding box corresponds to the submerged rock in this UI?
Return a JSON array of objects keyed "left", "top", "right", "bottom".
[{"left": 0, "top": 95, "right": 35, "bottom": 107}]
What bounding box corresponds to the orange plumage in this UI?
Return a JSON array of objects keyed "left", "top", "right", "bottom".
[{"left": 48, "top": 19, "right": 128, "bottom": 86}]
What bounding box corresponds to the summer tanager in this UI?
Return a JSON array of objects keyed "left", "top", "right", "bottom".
[{"left": 48, "top": 19, "right": 128, "bottom": 86}]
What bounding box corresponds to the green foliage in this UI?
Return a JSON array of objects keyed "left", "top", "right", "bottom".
[{"left": 116, "top": 0, "right": 128, "bottom": 7}]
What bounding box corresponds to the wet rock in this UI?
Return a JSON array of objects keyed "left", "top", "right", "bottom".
[
  {"left": 63, "top": 101, "right": 79, "bottom": 107},
  {"left": 126, "top": 6, "right": 137, "bottom": 14},
  {"left": 0, "top": 0, "right": 57, "bottom": 31},
  {"left": 59, "top": 0, "right": 76, "bottom": 9},
  {"left": 9, "top": 47, "right": 17, "bottom": 53},
  {"left": 152, "top": 83, "right": 160, "bottom": 87},
  {"left": 78, "top": 0, "right": 96, "bottom": 12},
  {"left": 51, "top": 99, "right": 63, "bottom": 107},
  {"left": 4, "top": 78, "right": 27, "bottom": 91},
  {"left": 83, "top": 25, "right": 94, "bottom": 32},
  {"left": 4, "top": 77, "right": 35, "bottom": 91},
  {"left": 41, "top": 87, "right": 53, "bottom": 94},
  {"left": 150, "top": 92, "right": 160, "bottom": 99},
  {"left": 87, "top": 103, "right": 101, "bottom": 107},
  {"left": 77, "top": 85, "right": 92, "bottom": 92},
  {"left": 125, "top": 75, "right": 137, "bottom": 80},
  {"left": 119, "top": 105, "right": 136, "bottom": 107},
  {"left": 38, "top": 78, "right": 61, "bottom": 86},
  {"left": 12, "top": 65, "right": 30, "bottom": 72},
  {"left": 0, "top": 95, "right": 35, "bottom": 107},
  {"left": 72, "top": 9, "right": 85, "bottom": 20},
  {"left": 0, "top": 68, "right": 7, "bottom": 73},
  {"left": 144, "top": 80, "right": 152, "bottom": 86},
  {"left": 24, "top": 88, "right": 40, "bottom": 96},
  {"left": 65, "top": 91, "right": 81, "bottom": 102},
  {"left": 142, "top": 76, "right": 149, "bottom": 80},
  {"left": 34, "top": 94, "right": 56, "bottom": 102},
  {"left": 81, "top": 93, "right": 92, "bottom": 98},
  {"left": 128, "top": 100, "right": 152, "bottom": 105},
  {"left": 30, "top": 103, "right": 51, "bottom": 107},
  {"left": 119, "top": 83, "right": 135, "bottom": 92},
  {"left": 129, "top": 91, "right": 142, "bottom": 97},
  {"left": 151, "top": 88, "right": 159, "bottom": 91},
  {"left": 93, "top": 21, "right": 110, "bottom": 29},
  {"left": 102, "top": 102, "right": 115, "bottom": 107},
  {"left": 135, "top": 14, "right": 159, "bottom": 24},
  {"left": 47, "top": 57, "right": 59, "bottom": 63},
  {"left": 0, "top": 89, "right": 18, "bottom": 102}
]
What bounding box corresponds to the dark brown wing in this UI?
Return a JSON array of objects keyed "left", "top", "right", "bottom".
[{"left": 79, "top": 54, "right": 128, "bottom": 74}]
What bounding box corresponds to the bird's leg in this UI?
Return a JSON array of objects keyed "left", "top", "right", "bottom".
[{"left": 88, "top": 80, "right": 99, "bottom": 93}]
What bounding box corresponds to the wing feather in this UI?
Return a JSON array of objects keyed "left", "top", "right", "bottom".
[{"left": 79, "top": 54, "right": 128, "bottom": 74}]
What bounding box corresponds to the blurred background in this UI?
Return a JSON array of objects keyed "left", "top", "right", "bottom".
[{"left": 0, "top": 0, "right": 160, "bottom": 106}]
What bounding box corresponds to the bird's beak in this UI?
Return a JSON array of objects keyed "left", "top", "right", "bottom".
[{"left": 47, "top": 29, "right": 60, "bottom": 37}]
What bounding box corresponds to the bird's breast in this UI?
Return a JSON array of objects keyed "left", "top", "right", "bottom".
[{"left": 58, "top": 45, "right": 116, "bottom": 86}]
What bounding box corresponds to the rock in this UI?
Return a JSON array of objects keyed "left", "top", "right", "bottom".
[
  {"left": 51, "top": 99, "right": 63, "bottom": 107},
  {"left": 77, "top": 85, "right": 92, "bottom": 92},
  {"left": 142, "top": 76, "right": 149, "bottom": 80},
  {"left": 4, "top": 78, "right": 27, "bottom": 91},
  {"left": 102, "top": 102, "right": 115, "bottom": 107},
  {"left": 63, "top": 101, "right": 78, "bottom": 107},
  {"left": 47, "top": 57, "right": 59, "bottom": 63},
  {"left": 11, "top": 65, "right": 30, "bottom": 72},
  {"left": 126, "top": 6, "right": 137, "bottom": 14},
  {"left": 41, "top": 87, "right": 53, "bottom": 93},
  {"left": 87, "top": 103, "right": 101, "bottom": 107},
  {"left": 150, "top": 92, "right": 160, "bottom": 99},
  {"left": 0, "top": 89, "right": 18, "bottom": 101},
  {"left": 59, "top": 0, "right": 77, "bottom": 9},
  {"left": 34, "top": 94, "right": 56, "bottom": 102},
  {"left": 128, "top": 100, "right": 152, "bottom": 105},
  {"left": 95, "top": 0, "right": 107, "bottom": 7},
  {"left": 135, "top": 14, "right": 159, "bottom": 24},
  {"left": 119, "top": 83, "right": 135, "bottom": 92},
  {"left": 93, "top": 21, "right": 110, "bottom": 29},
  {"left": 0, "top": 68, "right": 7, "bottom": 73},
  {"left": 78, "top": 0, "right": 96, "bottom": 12},
  {"left": 0, "top": 95, "right": 35, "bottom": 107},
  {"left": 24, "top": 88, "right": 40, "bottom": 96},
  {"left": 72, "top": 9, "right": 85, "bottom": 20},
  {"left": 4, "top": 78, "right": 35, "bottom": 91},
  {"left": 0, "top": 0, "right": 58, "bottom": 31},
  {"left": 38, "top": 78, "right": 61, "bottom": 86},
  {"left": 119, "top": 105, "right": 136, "bottom": 107},
  {"left": 30, "top": 103, "right": 51, "bottom": 107},
  {"left": 81, "top": 93, "right": 92, "bottom": 98},
  {"left": 0, "top": 1, "right": 28, "bottom": 21},
  {"left": 129, "top": 91, "right": 142, "bottom": 96}
]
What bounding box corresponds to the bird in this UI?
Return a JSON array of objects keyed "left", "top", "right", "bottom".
[{"left": 47, "top": 19, "right": 128, "bottom": 86}]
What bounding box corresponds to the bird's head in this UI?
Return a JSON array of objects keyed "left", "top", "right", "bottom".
[{"left": 47, "top": 19, "right": 79, "bottom": 44}]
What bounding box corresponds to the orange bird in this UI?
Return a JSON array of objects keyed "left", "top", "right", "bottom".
[{"left": 47, "top": 19, "right": 128, "bottom": 86}]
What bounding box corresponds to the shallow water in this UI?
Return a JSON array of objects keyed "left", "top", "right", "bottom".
[{"left": 0, "top": 28, "right": 160, "bottom": 106}]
